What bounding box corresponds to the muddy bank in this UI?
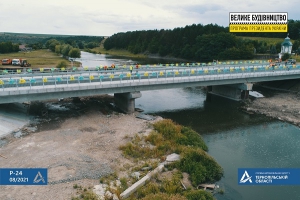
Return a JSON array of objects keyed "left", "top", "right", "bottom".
[{"left": 243, "top": 91, "right": 300, "bottom": 127}]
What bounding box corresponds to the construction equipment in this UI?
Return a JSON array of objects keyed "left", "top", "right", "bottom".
[{"left": 20, "top": 59, "right": 31, "bottom": 67}]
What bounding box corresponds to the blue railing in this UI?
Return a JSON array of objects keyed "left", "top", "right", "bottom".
[{"left": 0, "top": 64, "right": 299, "bottom": 90}]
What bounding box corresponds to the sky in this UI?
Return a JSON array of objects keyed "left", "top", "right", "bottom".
[{"left": 0, "top": 0, "right": 299, "bottom": 36}]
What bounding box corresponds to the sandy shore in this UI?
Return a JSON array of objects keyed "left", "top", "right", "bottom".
[
  {"left": 243, "top": 92, "right": 300, "bottom": 126},
  {"left": 0, "top": 97, "right": 160, "bottom": 200}
]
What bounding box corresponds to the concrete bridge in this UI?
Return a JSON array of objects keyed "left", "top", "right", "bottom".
[{"left": 0, "top": 64, "right": 299, "bottom": 113}]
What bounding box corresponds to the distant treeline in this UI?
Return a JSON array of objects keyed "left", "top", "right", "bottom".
[
  {"left": 0, "top": 41, "right": 19, "bottom": 53},
  {"left": 0, "top": 33, "right": 104, "bottom": 52},
  {"left": 26, "top": 36, "right": 104, "bottom": 50},
  {"left": 104, "top": 20, "right": 300, "bottom": 62},
  {"left": 41, "top": 36, "right": 104, "bottom": 49}
]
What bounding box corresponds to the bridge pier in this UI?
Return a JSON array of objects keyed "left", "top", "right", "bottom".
[
  {"left": 114, "top": 92, "right": 142, "bottom": 114},
  {"left": 208, "top": 83, "right": 253, "bottom": 101}
]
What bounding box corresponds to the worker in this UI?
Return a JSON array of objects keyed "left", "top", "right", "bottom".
[
  {"left": 104, "top": 65, "right": 107, "bottom": 74},
  {"left": 129, "top": 65, "right": 133, "bottom": 73},
  {"left": 111, "top": 63, "right": 115, "bottom": 73},
  {"left": 135, "top": 63, "right": 139, "bottom": 73}
]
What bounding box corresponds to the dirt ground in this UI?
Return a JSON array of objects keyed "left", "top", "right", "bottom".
[
  {"left": 244, "top": 92, "right": 300, "bottom": 126},
  {"left": 0, "top": 97, "right": 160, "bottom": 200}
]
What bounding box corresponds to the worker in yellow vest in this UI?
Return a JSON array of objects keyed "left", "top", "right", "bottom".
[{"left": 129, "top": 65, "right": 133, "bottom": 73}]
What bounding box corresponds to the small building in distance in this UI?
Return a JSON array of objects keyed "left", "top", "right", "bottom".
[
  {"left": 279, "top": 34, "right": 292, "bottom": 59},
  {"left": 19, "top": 44, "right": 32, "bottom": 52}
]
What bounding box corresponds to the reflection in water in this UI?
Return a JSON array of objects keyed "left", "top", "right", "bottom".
[
  {"left": 78, "top": 51, "right": 188, "bottom": 69},
  {"left": 136, "top": 87, "right": 205, "bottom": 113}
]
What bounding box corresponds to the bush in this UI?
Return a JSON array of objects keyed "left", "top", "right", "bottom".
[
  {"left": 281, "top": 53, "right": 290, "bottom": 61},
  {"left": 178, "top": 127, "right": 208, "bottom": 151},
  {"left": 177, "top": 148, "right": 223, "bottom": 186},
  {"left": 140, "top": 193, "right": 187, "bottom": 200},
  {"left": 153, "top": 119, "right": 181, "bottom": 140},
  {"left": 183, "top": 190, "right": 214, "bottom": 200},
  {"left": 56, "top": 61, "right": 67, "bottom": 68}
]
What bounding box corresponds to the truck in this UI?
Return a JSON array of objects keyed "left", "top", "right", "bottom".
[
  {"left": 20, "top": 59, "right": 31, "bottom": 67},
  {"left": 1, "top": 58, "right": 12, "bottom": 65},
  {"left": 11, "top": 58, "right": 31, "bottom": 67},
  {"left": 12, "top": 58, "right": 21, "bottom": 66}
]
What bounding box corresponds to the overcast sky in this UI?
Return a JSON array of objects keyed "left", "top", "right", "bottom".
[{"left": 0, "top": 0, "right": 298, "bottom": 36}]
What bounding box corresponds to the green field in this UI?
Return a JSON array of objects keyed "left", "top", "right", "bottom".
[
  {"left": 0, "top": 49, "right": 80, "bottom": 68},
  {"left": 238, "top": 36, "right": 294, "bottom": 45}
]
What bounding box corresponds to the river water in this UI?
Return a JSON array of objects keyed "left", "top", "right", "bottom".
[{"left": 79, "top": 52, "right": 300, "bottom": 200}]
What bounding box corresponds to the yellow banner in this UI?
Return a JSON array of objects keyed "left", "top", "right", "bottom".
[{"left": 229, "top": 24, "right": 287, "bottom": 32}]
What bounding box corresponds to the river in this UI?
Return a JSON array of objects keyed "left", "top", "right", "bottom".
[{"left": 80, "top": 52, "right": 300, "bottom": 200}]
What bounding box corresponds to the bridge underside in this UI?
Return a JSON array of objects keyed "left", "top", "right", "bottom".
[
  {"left": 207, "top": 83, "right": 253, "bottom": 101},
  {"left": 114, "top": 92, "right": 142, "bottom": 114}
]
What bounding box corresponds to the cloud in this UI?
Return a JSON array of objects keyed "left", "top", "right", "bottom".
[{"left": 0, "top": 0, "right": 298, "bottom": 36}]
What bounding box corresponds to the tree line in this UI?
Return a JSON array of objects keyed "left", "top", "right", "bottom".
[
  {"left": 38, "top": 36, "right": 104, "bottom": 58},
  {"left": 0, "top": 41, "right": 19, "bottom": 53},
  {"left": 104, "top": 20, "right": 300, "bottom": 62},
  {"left": 0, "top": 34, "right": 104, "bottom": 55}
]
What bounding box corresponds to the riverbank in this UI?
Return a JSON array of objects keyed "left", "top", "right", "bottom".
[
  {"left": 243, "top": 85, "right": 300, "bottom": 127},
  {"left": 0, "top": 96, "right": 156, "bottom": 199},
  {"left": 0, "top": 95, "right": 222, "bottom": 200}
]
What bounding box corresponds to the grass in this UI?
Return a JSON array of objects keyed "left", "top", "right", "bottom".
[
  {"left": 89, "top": 46, "right": 147, "bottom": 58},
  {"left": 238, "top": 36, "right": 294, "bottom": 44},
  {"left": 71, "top": 184, "right": 98, "bottom": 200},
  {"left": 290, "top": 55, "right": 300, "bottom": 62},
  {"left": 0, "top": 49, "right": 81, "bottom": 68},
  {"left": 118, "top": 119, "right": 222, "bottom": 200}
]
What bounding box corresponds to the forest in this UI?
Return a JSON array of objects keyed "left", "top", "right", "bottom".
[
  {"left": 0, "top": 41, "right": 20, "bottom": 53},
  {"left": 104, "top": 20, "right": 300, "bottom": 62}
]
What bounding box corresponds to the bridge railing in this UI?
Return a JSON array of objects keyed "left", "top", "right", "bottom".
[
  {"left": 0, "top": 64, "right": 299, "bottom": 90},
  {"left": 0, "top": 59, "right": 274, "bottom": 75}
]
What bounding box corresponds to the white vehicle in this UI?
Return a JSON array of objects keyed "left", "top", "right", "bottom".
[{"left": 12, "top": 59, "right": 21, "bottom": 66}]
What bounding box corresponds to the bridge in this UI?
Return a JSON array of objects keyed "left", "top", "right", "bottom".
[{"left": 0, "top": 64, "right": 299, "bottom": 113}]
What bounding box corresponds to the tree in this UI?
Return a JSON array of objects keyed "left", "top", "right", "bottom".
[
  {"left": 281, "top": 53, "right": 290, "bottom": 61},
  {"left": 68, "top": 48, "right": 81, "bottom": 58},
  {"left": 55, "top": 45, "right": 62, "bottom": 55},
  {"left": 270, "top": 45, "right": 277, "bottom": 54},
  {"left": 61, "top": 44, "right": 73, "bottom": 57},
  {"left": 56, "top": 61, "right": 67, "bottom": 68},
  {"left": 46, "top": 39, "right": 60, "bottom": 52}
]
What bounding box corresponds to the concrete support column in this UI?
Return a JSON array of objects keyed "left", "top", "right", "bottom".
[
  {"left": 209, "top": 83, "right": 253, "bottom": 101},
  {"left": 114, "top": 92, "right": 142, "bottom": 114}
]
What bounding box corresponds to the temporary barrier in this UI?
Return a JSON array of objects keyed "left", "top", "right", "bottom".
[
  {"left": 19, "top": 78, "right": 26, "bottom": 84},
  {"left": 70, "top": 76, "right": 75, "bottom": 81}
]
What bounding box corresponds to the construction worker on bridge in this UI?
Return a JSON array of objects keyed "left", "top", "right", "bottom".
[{"left": 111, "top": 63, "right": 115, "bottom": 73}]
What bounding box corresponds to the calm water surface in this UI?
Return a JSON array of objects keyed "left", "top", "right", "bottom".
[{"left": 81, "top": 52, "right": 300, "bottom": 200}]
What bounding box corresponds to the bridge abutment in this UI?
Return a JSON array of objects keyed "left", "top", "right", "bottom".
[
  {"left": 208, "top": 83, "right": 253, "bottom": 101},
  {"left": 114, "top": 92, "right": 142, "bottom": 114}
]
